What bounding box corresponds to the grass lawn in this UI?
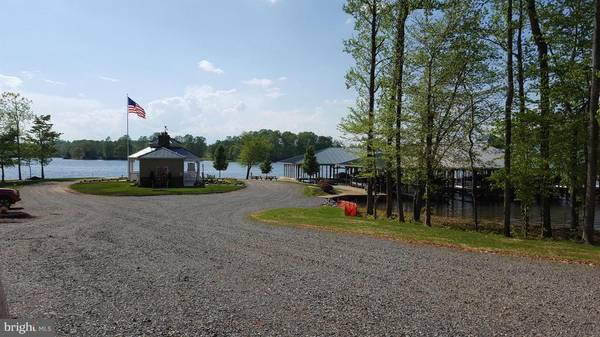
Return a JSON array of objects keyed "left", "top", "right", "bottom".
[
  {"left": 252, "top": 206, "right": 600, "bottom": 265},
  {"left": 70, "top": 181, "right": 244, "bottom": 196},
  {"left": 0, "top": 178, "right": 85, "bottom": 189},
  {"left": 303, "top": 185, "right": 337, "bottom": 197}
]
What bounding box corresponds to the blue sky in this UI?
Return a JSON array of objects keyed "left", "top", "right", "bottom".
[{"left": 0, "top": 0, "right": 355, "bottom": 142}]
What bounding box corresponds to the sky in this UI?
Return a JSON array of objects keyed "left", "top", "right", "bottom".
[{"left": 0, "top": 0, "right": 355, "bottom": 143}]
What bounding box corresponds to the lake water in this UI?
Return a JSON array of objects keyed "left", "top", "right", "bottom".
[
  {"left": 368, "top": 194, "right": 600, "bottom": 229},
  {"left": 4, "top": 159, "right": 598, "bottom": 229},
  {"left": 2, "top": 158, "right": 285, "bottom": 180}
]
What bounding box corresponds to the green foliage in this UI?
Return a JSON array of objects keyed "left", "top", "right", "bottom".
[
  {"left": 0, "top": 92, "right": 34, "bottom": 135},
  {"left": 260, "top": 159, "right": 273, "bottom": 176},
  {"left": 56, "top": 134, "right": 207, "bottom": 160},
  {"left": 0, "top": 92, "right": 34, "bottom": 180},
  {"left": 239, "top": 133, "right": 272, "bottom": 178},
  {"left": 174, "top": 134, "right": 207, "bottom": 158},
  {"left": 208, "top": 130, "right": 338, "bottom": 162},
  {"left": 213, "top": 145, "right": 229, "bottom": 177},
  {"left": 25, "top": 115, "right": 61, "bottom": 178},
  {"left": 302, "top": 146, "right": 319, "bottom": 178},
  {"left": 55, "top": 129, "right": 337, "bottom": 162},
  {"left": 0, "top": 128, "right": 17, "bottom": 182}
]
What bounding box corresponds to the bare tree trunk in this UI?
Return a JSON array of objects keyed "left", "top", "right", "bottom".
[
  {"left": 16, "top": 118, "right": 21, "bottom": 181},
  {"left": 517, "top": 0, "right": 526, "bottom": 117},
  {"left": 0, "top": 276, "right": 9, "bottom": 318},
  {"left": 385, "top": 150, "right": 393, "bottom": 218},
  {"left": 246, "top": 165, "right": 251, "bottom": 180},
  {"left": 583, "top": 0, "right": 600, "bottom": 244},
  {"left": 468, "top": 95, "right": 479, "bottom": 231},
  {"left": 41, "top": 162, "right": 45, "bottom": 179},
  {"left": 568, "top": 111, "right": 580, "bottom": 230},
  {"left": 504, "top": 0, "right": 514, "bottom": 237},
  {"left": 522, "top": 204, "right": 529, "bottom": 238},
  {"left": 527, "top": 0, "right": 552, "bottom": 238},
  {"left": 413, "top": 182, "right": 423, "bottom": 222},
  {"left": 1, "top": 164, "right": 4, "bottom": 184},
  {"left": 394, "top": 0, "right": 409, "bottom": 223},
  {"left": 365, "top": 1, "right": 379, "bottom": 216},
  {"left": 424, "top": 58, "right": 434, "bottom": 227}
]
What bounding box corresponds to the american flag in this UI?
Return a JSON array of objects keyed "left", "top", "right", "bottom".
[{"left": 127, "top": 97, "right": 146, "bottom": 119}]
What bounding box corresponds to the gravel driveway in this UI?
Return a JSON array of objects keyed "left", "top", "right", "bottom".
[{"left": 0, "top": 181, "right": 599, "bottom": 336}]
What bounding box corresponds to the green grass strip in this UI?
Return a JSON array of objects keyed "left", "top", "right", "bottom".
[
  {"left": 70, "top": 181, "right": 244, "bottom": 196},
  {"left": 252, "top": 206, "right": 600, "bottom": 265}
]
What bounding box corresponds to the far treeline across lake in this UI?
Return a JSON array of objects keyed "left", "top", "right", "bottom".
[{"left": 53, "top": 129, "right": 341, "bottom": 162}]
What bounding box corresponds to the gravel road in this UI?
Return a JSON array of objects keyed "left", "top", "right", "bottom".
[{"left": 0, "top": 181, "right": 599, "bottom": 336}]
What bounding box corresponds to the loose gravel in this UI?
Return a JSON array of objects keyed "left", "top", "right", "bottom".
[{"left": 0, "top": 181, "right": 599, "bottom": 336}]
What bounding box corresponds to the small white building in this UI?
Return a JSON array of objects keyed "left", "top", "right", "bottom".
[{"left": 128, "top": 132, "right": 201, "bottom": 187}]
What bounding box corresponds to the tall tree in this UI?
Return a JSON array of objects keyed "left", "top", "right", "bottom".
[
  {"left": 527, "top": 0, "right": 553, "bottom": 238},
  {"left": 407, "top": 2, "right": 480, "bottom": 226},
  {"left": 516, "top": 0, "right": 526, "bottom": 119},
  {"left": 504, "top": 0, "right": 515, "bottom": 237},
  {"left": 0, "top": 129, "right": 17, "bottom": 183},
  {"left": 342, "top": 0, "right": 389, "bottom": 215},
  {"left": 0, "top": 92, "right": 33, "bottom": 181},
  {"left": 21, "top": 142, "right": 37, "bottom": 180},
  {"left": 584, "top": 0, "right": 600, "bottom": 244},
  {"left": 542, "top": 0, "right": 593, "bottom": 232},
  {"left": 26, "top": 115, "right": 61, "bottom": 179},
  {"left": 393, "top": 0, "right": 409, "bottom": 222},
  {"left": 260, "top": 159, "right": 273, "bottom": 179},
  {"left": 238, "top": 134, "right": 271, "bottom": 180},
  {"left": 213, "top": 144, "right": 229, "bottom": 179},
  {"left": 302, "top": 146, "right": 320, "bottom": 182}
]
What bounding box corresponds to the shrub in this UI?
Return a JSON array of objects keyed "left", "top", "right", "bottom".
[{"left": 318, "top": 181, "right": 334, "bottom": 194}]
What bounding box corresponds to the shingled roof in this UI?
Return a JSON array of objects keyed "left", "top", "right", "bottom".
[
  {"left": 281, "top": 147, "right": 359, "bottom": 165},
  {"left": 128, "top": 132, "right": 201, "bottom": 161}
]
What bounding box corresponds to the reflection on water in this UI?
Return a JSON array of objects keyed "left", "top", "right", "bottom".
[{"left": 371, "top": 195, "right": 600, "bottom": 230}]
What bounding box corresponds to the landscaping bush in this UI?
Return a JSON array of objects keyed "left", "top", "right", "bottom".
[{"left": 318, "top": 181, "right": 334, "bottom": 194}]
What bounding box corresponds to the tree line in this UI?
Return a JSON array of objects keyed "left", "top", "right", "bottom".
[
  {"left": 55, "top": 134, "right": 208, "bottom": 161},
  {"left": 222, "top": 131, "right": 339, "bottom": 179},
  {"left": 0, "top": 92, "right": 61, "bottom": 182},
  {"left": 342, "top": 0, "right": 599, "bottom": 244},
  {"left": 207, "top": 129, "right": 340, "bottom": 162},
  {"left": 55, "top": 129, "right": 338, "bottom": 164}
]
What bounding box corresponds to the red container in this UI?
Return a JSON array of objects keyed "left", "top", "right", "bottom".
[{"left": 338, "top": 200, "right": 358, "bottom": 217}]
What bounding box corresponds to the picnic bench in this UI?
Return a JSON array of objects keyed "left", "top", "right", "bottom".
[{"left": 250, "top": 175, "right": 278, "bottom": 181}]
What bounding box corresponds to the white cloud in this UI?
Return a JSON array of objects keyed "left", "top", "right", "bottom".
[
  {"left": 98, "top": 75, "right": 119, "bottom": 82},
  {"left": 15, "top": 86, "right": 350, "bottom": 143},
  {"left": 265, "top": 87, "right": 285, "bottom": 99},
  {"left": 197, "top": 60, "right": 224, "bottom": 74},
  {"left": 144, "top": 85, "right": 347, "bottom": 142},
  {"left": 267, "top": 0, "right": 281, "bottom": 4},
  {"left": 278, "top": 76, "right": 287, "bottom": 81},
  {"left": 44, "top": 79, "right": 66, "bottom": 86},
  {"left": 21, "top": 70, "right": 39, "bottom": 80},
  {"left": 0, "top": 74, "right": 23, "bottom": 89},
  {"left": 26, "top": 92, "right": 122, "bottom": 140},
  {"left": 242, "top": 78, "right": 273, "bottom": 88}
]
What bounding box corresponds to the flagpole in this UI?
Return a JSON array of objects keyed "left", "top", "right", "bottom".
[{"left": 126, "top": 93, "right": 130, "bottom": 180}]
